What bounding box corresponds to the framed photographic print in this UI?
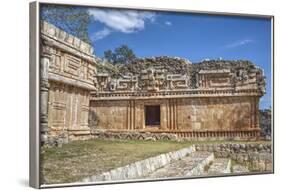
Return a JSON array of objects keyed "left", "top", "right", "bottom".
[{"left": 29, "top": 1, "right": 274, "bottom": 188}]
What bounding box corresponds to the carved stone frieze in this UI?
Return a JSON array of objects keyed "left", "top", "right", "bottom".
[{"left": 92, "top": 58, "right": 265, "bottom": 97}]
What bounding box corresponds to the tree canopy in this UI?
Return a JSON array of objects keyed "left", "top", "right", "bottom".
[
  {"left": 41, "top": 4, "right": 90, "bottom": 43},
  {"left": 104, "top": 45, "right": 136, "bottom": 65}
]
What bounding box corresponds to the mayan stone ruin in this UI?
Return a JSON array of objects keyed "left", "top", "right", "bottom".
[
  {"left": 259, "top": 109, "right": 272, "bottom": 139},
  {"left": 40, "top": 21, "right": 266, "bottom": 145}
]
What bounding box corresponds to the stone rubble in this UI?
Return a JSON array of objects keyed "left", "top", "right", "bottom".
[
  {"left": 207, "top": 158, "right": 231, "bottom": 175},
  {"left": 232, "top": 165, "right": 249, "bottom": 173},
  {"left": 195, "top": 143, "right": 272, "bottom": 172},
  {"left": 143, "top": 151, "right": 214, "bottom": 178},
  {"left": 259, "top": 109, "right": 272, "bottom": 140}
]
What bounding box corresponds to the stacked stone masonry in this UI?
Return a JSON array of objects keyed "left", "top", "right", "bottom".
[
  {"left": 195, "top": 144, "right": 272, "bottom": 172},
  {"left": 259, "top": 109, "right": 272, "bottom": 139},
  {"left": 40, "top": 21, "right": 98, "bottom": 144},
  {"left": 40, "top": 21, "right": 266, "bottom": 143}
]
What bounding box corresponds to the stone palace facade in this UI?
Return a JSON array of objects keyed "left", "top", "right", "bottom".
[{"left": 40, "top": 21, "right": 266, "bottom": 144}]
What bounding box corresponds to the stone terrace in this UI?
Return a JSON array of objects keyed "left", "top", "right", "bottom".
[{"left": 82, "top": 143, "right": 272, "bottom": 183}]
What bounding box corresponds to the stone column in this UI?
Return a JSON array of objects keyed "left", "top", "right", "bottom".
[
  {"left": 40, "top": 53, "right": 50, "bottom": 145},
  {"left": 170, "top": 99, "right": 174, "bottom": 130},
  {"left": 255, "top": 97, "right": 260, "bottom": 128},
  {"left": 195, "top": 73, "right": 199, "bottom": 88},
  {"left": 160, "top": 103, "right": 167, "bottom": 130},
  {"left": 250, "top": 97, "right": 255, "bottom": 128}
]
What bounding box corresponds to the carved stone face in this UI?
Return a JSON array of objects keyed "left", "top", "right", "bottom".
[{"left": 109, "top": 80, "right": 117, "bottom": 91}]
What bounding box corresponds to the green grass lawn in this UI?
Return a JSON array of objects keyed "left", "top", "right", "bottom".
[{"left": 40, "top": 139, "right": 270, "bottom": 184}]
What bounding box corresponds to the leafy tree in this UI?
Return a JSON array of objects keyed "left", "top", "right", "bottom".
[
  {"left": 41, "top": 4, "right": 90, "bottom": 43},
  {"left": 104, "top": 45, "right": 136, "bottom": 64},
  {"left": 103, "top": 50, "right": 115, "bottom": 64}
]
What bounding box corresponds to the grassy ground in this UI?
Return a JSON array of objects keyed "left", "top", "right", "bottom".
[{"left": 40, "top": 139, "right": 270, "bottom": 184}]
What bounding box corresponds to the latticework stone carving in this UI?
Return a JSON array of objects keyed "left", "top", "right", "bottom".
[{"left": 93, "top": 57, "right": 265, "bottom": 95}]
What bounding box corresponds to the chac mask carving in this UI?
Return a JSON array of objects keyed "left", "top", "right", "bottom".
[{"left": 93, "top": 58, "right": 266, "bottom": 94}]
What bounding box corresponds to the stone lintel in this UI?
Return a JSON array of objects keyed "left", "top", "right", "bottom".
[
  {"left": 49, "top": 73, "right": 97, "bottom": 91},
  {"left": 100, "top": 128, "right": 261, "bottom": 133},
  {"left": 199, "top": 69, "right": 231, "bottom": 74},
  {"left": 90, "top": 90, "right": 263, "bottom": 101}
]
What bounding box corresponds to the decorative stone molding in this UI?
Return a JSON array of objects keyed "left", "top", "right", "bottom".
[
  {"left": 89, "top": 129, "right": 261, "bottom": 141},
  {"left": 91, "top": 131, "right": 178, "bottom": 141},
  {"left": 91, "top": 58, "right": 265, "bottom": 100},
  {"left": 91, "top": 88, "right": 264, "bottom": 100}
]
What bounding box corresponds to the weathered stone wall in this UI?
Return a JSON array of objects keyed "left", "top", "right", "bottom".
[
  {"left": 177, "top": 97, "right": 259, "bottom": 131},
  {"left": 40, "top": 21, "right": 97, "bottom": 144},
  {"left": 47, "top": 82, "right": 91, "bottom": 139},
  {"left": 90, "top": 55, "right": 265, "bottom": 140},
  {"left": 259, "top": 109, "right": 272, "bottom": 139},
  {"left": 89, "top": 100, "right": 128, "bottom": 130},
  {"left": 90, "top": 96, "right": 260, "bottom": 140},
  {"left": 195, "top": 144, "right": 272, "bottom": 172}
]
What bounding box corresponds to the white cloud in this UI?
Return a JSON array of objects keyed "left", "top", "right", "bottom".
[
  {"left": 225, "top": 39, "right": 254, "bottom": 48},
  {"left": 88, "top": 8, "right": 156, "bottom": 33},
  {"left": 91, "top": 27, "right": 111, "bottom": 41},
  {"left": 165, "top": 21, "right": 172, "bottom": 26}
]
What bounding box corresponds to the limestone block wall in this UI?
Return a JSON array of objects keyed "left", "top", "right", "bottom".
[
  {"left": 40, "top": 21, "right": 97, "bottom": 142},
  {"left": 89, "top": 96, "right": 261, "bottom": 140},
  {"left": 90, "top": 99, "right": 169, "bottom": 131},
  {"left": 47, "top": 81, "right": 90, "bottom": 139},
  {"left": 176, "top": 96, "right": 260, "bottom": 131},
  {"left": 89, "top": 100, "right": 128, "bottom": 130}
]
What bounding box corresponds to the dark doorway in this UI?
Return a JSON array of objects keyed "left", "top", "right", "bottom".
[{"left": 145, "top": 105, "right": 160, "bottom": 126}]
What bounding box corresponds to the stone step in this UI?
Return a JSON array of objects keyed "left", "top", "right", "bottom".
[
  {"left": 232, "top": 165, "right": 249, "bottom": 173},
  {"left": 82, "top": 146, "right": 196, "bottom": 182},
  {"left": 207, "top": 158, "right": 231, "bottom": 175},
  {"left": 146, "top": 151, "right": 214, "bottom": 179}
]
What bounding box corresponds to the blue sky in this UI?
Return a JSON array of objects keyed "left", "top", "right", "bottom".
[{"left": 87, "top": 8, "right": 272, "bottom": 109}]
